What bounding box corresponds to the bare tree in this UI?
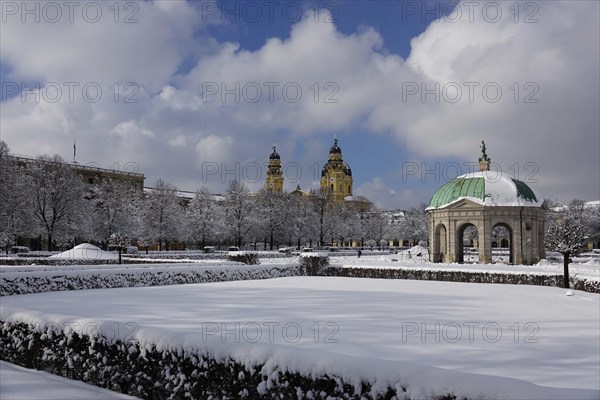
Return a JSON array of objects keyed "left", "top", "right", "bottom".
[
  {"left": 545, "top": 210, "right": 588, "bottom": 288},
  {"left": 310, "top": 189, "right": 337, "bottom": 247},
  {"left": 26, "top": 155, "right": 86, "bottom": 251},
  {"left": 582, "top": 205, "right": 600, "bottom": 246},
  {"left": 254, "top": 190, "right": 289, "bottom": 250},
  {"left": 333, "top": 201, "right": 360, "bottom": 247},
  {"left": 140, "top": 180, "right": 183, "bottom": 251},
  {"left": 88, "top": 178, "right": 140, "bottom": 248},
  {"left": 351, "top": 196, "right": 374, "bottom": 247},
  {"left": 187, "top": 187, "right": 224, "bottom": 249},
  {"left": 137, "top": 236, "right": 155, "bottom": 255},
  {"left": 109, "top": 232, "right": 130, "bottom": 264},
  {"left": 364, "top": 209, "right": 390, "bottom": 250},
  {"left": 0, "top": 141, "right": 26, "bottom": 253},
  {"left": 223, "top": 181, "right": 254, "bottom": 248},
  {"left": 396, "top": 206, "right": 429, "bottom": 246},
  {"left": 288, "top": 193, "right": 318, "bottom": 249}
]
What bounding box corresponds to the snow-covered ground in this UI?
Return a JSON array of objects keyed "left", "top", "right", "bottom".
[
  {"left": 2, "top": 277, "right": 598, "bottom": 398},
  {"left": 0, "top": 361, "right": 137, "bottom": 399}
]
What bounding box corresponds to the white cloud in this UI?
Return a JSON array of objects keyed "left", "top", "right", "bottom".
[
  {"left": 111, "top": 120, "right": 155, "bottom": 139},
  {"left": 355, "top": 178, "right": 424, "bottom": 210},
  {"left": 195, "top": 134, "right": 233, "bottom": 163},
  {"left": 1, "top": 1, "right": 598, "bottom": 205}
]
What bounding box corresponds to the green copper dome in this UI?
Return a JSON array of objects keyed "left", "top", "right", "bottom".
[
  {"left": 427, "top": 172, "right": 543, "bottom": 209},
  {"left": 428, "top": 176, "right": 485, "bottom": 209}
]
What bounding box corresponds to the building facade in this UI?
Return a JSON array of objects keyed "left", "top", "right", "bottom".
[
  {"left": 320, "top": 139, "right": 353, "bottom": 203},
  {"left": 263, "top": 139, "right": 354, "bottom": 203},
  {"left": 265, "top": 146, "right": 283, "bottom": 192},
  {"left": 10, "top": 155, "right": 145, "bottom": 190}
]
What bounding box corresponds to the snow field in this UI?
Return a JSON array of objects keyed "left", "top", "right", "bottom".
[
  {"left": 0, "top": 361, "right": 137, "bottom": 400},
  {"left": 1, "top": 277, "right": 598, "bottom": 399}
]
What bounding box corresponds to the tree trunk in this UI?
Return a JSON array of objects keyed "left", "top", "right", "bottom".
[
  {"left": 145, "top": 246, "right": 149, "bottom": 255},
  {"left": 118, "top": 248, "right": 122, "bottom": 264},
  {"left": 47, "top": 233, "right": 53, "bottom": 252},
  {"left": 563, "top": 251, "right": 570, "bottom": 288}
]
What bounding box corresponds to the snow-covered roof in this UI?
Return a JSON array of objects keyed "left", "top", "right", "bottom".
[
  {"left": 49, "top": 243, "right": 117, "bottom": 260},
  {"left": 427, "top": 171, "right": 545, "bottom": 210}
]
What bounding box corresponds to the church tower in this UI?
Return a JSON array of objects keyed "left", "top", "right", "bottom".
[
  {"left": 265, "top": 146, "right": 283, "bottom": 192},
  {"left": 320, "top": 139, "right": 353, "bottom": 203}
]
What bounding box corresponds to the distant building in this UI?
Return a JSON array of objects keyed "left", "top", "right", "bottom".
[
  {"left": 319, "top": 139, "right": 353, "bottom": 203},
  {"left": 265, "top": 146, "right": 283, "bottom": 192},
  {"left": 9, "top": 155, "right": 145, "bottom": 190},
  {"left": 262, "top": 139, "right": 354, "bottom": 204}
]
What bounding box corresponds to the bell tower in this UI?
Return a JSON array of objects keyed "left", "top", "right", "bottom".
[
  {"left": 265, "top": 146, "right": 283, "bottom": 192},
  {"left": 320, "top": 139, "right": 353, "bottom": 202}
]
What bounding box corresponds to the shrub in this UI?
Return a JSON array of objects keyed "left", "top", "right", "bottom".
[
  {"left": 227, "top": 252, "right": 260, "bottom": 265},
  {"left": 300, "top": 253, "right": 329, "bottom": 276}
]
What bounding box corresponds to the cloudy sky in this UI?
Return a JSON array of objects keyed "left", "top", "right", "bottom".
[{"left": 1, "top": 0, "right": 598, "bottom": 209}]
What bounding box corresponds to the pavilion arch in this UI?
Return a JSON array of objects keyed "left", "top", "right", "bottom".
[
  {"left": 433, "top": 223, "right": 447, "bottom": 263},
  {"left": 456, "top": 222, "right": 479, "bottom": 264},
  {"left": 492, "top": 222, "right": 514, "bottom": 264}
]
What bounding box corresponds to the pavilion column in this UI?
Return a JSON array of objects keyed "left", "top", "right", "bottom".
[
  {"left": 479, "top": 218, "right": 493, "bottom": 264},
  {"left": 447, "top": 219, "right": 457, "bottom": 263},
  {"left": 514, "top": 220, "right": 523, "bottom": 265},
  {"left": 428, "top": 213, "right": 436, "bottom": 262}
]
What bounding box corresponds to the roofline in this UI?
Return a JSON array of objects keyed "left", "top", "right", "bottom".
[{"left": 9, "top": 154, "right": 145, "bottom": 179}]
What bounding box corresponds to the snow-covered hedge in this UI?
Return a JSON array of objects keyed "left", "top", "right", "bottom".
[
  {"left": 124, "top": 252, "right": 228, "bottom": 260},
  {"left": 124, "top": 251, "right": 292, "bottom": 260},
  {"left": 0, "top": 321, "right": 451, "bottom": 400},
  {"left": 0, "top": 265, "right": 300, "bottom": 296},
  {"left": 0, "top": 258, "right": 118, "bottom": 266},
  {"left": 299, "top": 253, "right": 329, "bottom": 275},
  {"left": 573, "top": 278, "right": 600, "bottom": 293},
  {"left": 320, "top": 266, "right": 600, "bottom": 294},
  {"left": 227, "top": 252, "right": 260, "bottom": 265}
]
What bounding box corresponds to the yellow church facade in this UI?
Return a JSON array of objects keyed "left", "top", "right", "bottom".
[
  {"left": 264, "top": 146, "right": 284, "bottom": 192},
  {"left": 264, "top": 139, "right": 353, "bottom": 203}
]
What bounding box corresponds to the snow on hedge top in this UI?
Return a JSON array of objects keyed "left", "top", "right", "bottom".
[
  {"left": 427, "top": 171, "right": 545, "bottom": 209},
  {"left": 49, "top": 243, "right": 117, "bottom": 260}
]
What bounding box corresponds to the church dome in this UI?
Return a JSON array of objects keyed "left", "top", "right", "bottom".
[
  {"left": 269, "top": 146, "right": 280, "bottom": 160},
  {"left": 329, "top": 138, "right": 342, "bottom": 154},
  {"left": 321, "top": 161, "right": 352, "bottom": 177},
  {"left": 426, "top": 171, "right": 544, "bottom": 210},
  {"left": 343, "top": 163, "right": 352, "bottom": 176}
]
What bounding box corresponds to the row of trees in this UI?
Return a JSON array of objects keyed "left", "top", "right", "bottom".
[
  {"left": 0, "top": 142, "right": 428, "bottom": 253},
  {"left": 4, "top": 141, "right": 595, "bottom": 260}
]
